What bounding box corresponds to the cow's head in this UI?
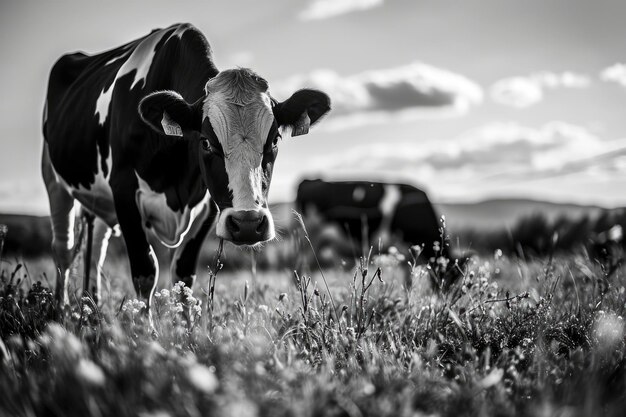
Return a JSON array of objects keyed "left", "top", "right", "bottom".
[{"left": 138, "top": 68, "right": 330, "bottom": 246}]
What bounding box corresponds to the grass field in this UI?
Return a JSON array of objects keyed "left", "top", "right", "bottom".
[{"left": 0, "top": 223, "right": 625, "bottom": 417}]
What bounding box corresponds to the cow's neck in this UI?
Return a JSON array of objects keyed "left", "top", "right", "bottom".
[
  {"left": 134, "top": 138, "right": 210, "bottom": 248},
  {"left": 136, "top": 137, "right": 206, "bottom": 212}
]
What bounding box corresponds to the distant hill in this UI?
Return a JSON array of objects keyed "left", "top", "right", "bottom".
[
  {"left": 271, "top": 198, "right": 616, "bottom": 232},
  {"left": 434, "top": 199, "right": 611, "bottom": 231}
]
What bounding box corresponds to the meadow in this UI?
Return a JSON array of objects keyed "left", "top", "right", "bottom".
[{"left": 0, "top": 217, "right": 625, "bottom": 417}]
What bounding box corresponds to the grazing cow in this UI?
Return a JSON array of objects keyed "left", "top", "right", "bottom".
[
  {"left": 296, "top": 179, "right": 444, "bottom": 261},
  {"left": 42, "top": 23, "right": 330, "bottom": 306}
]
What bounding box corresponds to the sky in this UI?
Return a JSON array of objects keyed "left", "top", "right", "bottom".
[{"left": 1, "top": 0, "right": 626, "bottom": 215}]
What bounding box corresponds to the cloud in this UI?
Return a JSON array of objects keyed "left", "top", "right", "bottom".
[
  {"left": 286, "top": 121, "right": 626, "bottom": 206},
  {"left": 600, "top": 63, "right": 626, "bottom": 87},
  {"left": 273, "top": 63, "right": 483, "bottom": 130},
  {"left": 299, "top": 0, "right": 385, "bottom": 20},
  {"left": 490, "top": 71, "right": 590, "bottom": 108},
  {"left": 313, "top": 121, "right": 624, "bottom": 184}
]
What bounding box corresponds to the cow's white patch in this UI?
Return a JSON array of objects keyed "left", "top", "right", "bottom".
[
  {"left": 103, "top": 147, "right": 113, "bottom": 181},
  {"left": 169, "top": 200, "right": 211, "bottom": 282},
  {"left": 204, "top": 91, "right": 274, "bottom": 210},
  {"left": 167, "top": 23, "right": 193, "bottom": 41},
  {"left": 104, "top": 44, "right": 133, "bottom": 66},
  {"left": 96, "top": 224, "right": 112, "bottom": 279},
  {"left": 353, "top": 186, "right": 366, "bottom": 202},
  {"left": 379, "top": 185, "right": 402, "bottom": 217},
  {"left": 376, "top": 185, "right": 402, "bottom": 243},
  {"left": 135, "top": 172, "right": 211, "bottom": 248},
  {"left": 95, "top": 28, "right": 169, "bottom": 125},
  {"left": 42, "top": 100, "right": 48, "bottom": 125},
  {"left": 50, "top": 145, "right": 117, "bottom": 228}
]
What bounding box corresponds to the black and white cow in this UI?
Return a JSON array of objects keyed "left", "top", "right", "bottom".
[
  {"left": 42, "top": 23, "right": 330, "bottom": 306},
  {"left": 296, "top": 179, "right": 444, "bottom": 261}
]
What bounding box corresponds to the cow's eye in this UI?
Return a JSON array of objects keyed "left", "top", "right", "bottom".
[
  {"left": 201, "top": 138, "right": 211, "bottom": 152},
  {"left": 272, "top": 133, "right": 281, "bottom": 148}
]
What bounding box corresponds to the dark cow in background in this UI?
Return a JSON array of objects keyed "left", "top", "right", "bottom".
[
  {"left": 42, "top": 23, "right": 330, "bottom": 307},
  {"left": 296, "top": 179, "right": 445, "bottom": 262}
]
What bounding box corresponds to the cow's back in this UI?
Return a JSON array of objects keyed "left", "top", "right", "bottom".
[
  {"left": 296, "top": 179, "right": 386, "bottom": 213},
  {"left": 44, "top": 24, "right": 217, "bottom": 194},
  {"left": 44, "top": 36, "right": 146, "bottom": 189}
]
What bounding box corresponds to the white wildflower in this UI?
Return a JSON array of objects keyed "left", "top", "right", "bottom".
[
  {"left": 410, "top": 244, "right": 423, "bottom": 257},
  {"left": 478, "top": 368, "right": 504, "bottom": 389},
  {"left": 187, "top": 364, "right": 219, "bottom": 394},
  {"left": 123, "top": 299, "right": 146, "bottom": 314},
  {"left": 183, "top": 286, "right": 194, "bottom": 297},
  {"left": 362, "top": 382, "right": 375, "bottom": 395},
  {"left": 222, "top": 399, "right": 258, "bottom": 417},
  {"left": 593, "top": 311, "right": 624, "bottom": 351},
  {"left": 76, "top": 358, "right": 105, "bottom": 386},
  {"left": 172, "top": 281, "right": 185, "bottom": 295},
  {"left": 373, "top": 251, "right": 403, "bottom": 267},
  {"left": 43, "top": 323, "right": 83, "bottom": 359},
  {"left": 148, "top": 340, "right": 166, "bottom": 356}
]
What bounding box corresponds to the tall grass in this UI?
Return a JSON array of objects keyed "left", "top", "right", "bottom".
[{"left": 0, "top": 224, "right": 625, "bottom": 416}]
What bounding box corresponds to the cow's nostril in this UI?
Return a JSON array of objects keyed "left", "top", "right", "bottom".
[
  {"left": 256, "top": 215, "right": 268, "bottom": 233},
  {"left": 227, "top": 215, "right": 240, "bottom": 233}
]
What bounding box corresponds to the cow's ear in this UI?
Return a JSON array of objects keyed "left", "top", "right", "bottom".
[
  {"left": 138, "top": 91, "right": 202, "bottom": 137},
  {"left": 274, "top": 89, "right": 330, "bottom": 137}
]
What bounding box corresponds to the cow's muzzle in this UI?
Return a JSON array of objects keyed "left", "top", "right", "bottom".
[{"left": 220, "top": 209, "right": 274, "bottom": 245}]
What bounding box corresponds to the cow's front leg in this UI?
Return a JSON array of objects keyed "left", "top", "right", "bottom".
[
  {"left": 111, "top": 174, "right": 158, "bottom": 307},
  {"left": 170, "top": 201, "right": 217, "bottom": 288}
]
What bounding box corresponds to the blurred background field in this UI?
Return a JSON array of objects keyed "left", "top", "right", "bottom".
[{"left": 1, "top": 196, "right": 624, "bottom": 286}]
